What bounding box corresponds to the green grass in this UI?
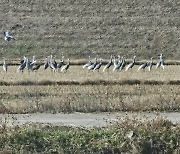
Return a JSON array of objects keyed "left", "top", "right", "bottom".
[
  {"left": 0, "top": 116, "right": 179, "bottom": 154},
  {"left": 1, "top": 0, "right": 180, "bottom": 59}
]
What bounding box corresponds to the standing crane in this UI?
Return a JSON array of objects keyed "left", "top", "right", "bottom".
[
  {"left": 103, "top": 55, "right": 113, "bottom": 72},
  {"left": 148, "top": 57, "right": 153, "bottom": 72},
  {"left": 119, "top": 56, "right": 126, "bottom": 71},
  {"left": 44, "top": 57, "right": 49, "bottom": 70},
  {"left": 156, "top": 54, "right": 164, "bottom": 69},
  {"left": 113, "top": 55, "right": 122, "bottom": 72},
  {"left": 125, "top": 56, "right": 136, "bottom": 71},
  {"left": 57, "top": 55, "right": 65, "bottom": 70},
  {"left": 137, "top": 62, "right": 147, "bottom": 71},
  {"left": 32, "top": 63, "right": 41, "bottom": 71},
  {"left": 3, "top": 58, "right": 7, "bottom": 73},
  {"left": 93, "top": 58, "right": 103, "bottom": 72},
  {"left": 83, "top": 55, "right": 93, "bottom": 68},
  {"left": 17, "top": 57, "right": 27, "bottom": 72},
  {"left": 49, "top": 55, "right": 57, "bottom": 73},
  {"left": 61, "top": 58, "right": 70, "bottom": 73},
  {"left": 87, "top": 58, "right": 97, "bottom": 71}
]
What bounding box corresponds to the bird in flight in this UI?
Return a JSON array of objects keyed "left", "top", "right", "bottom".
[{"left": 4, "top": 32, "right": 15, "bottom": 41}]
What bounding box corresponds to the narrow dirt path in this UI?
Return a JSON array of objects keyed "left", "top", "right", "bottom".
[{"left": 0, "top": 112, "right": 180, "bottom": 127}]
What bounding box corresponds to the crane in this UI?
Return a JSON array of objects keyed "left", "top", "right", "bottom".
[
  {"left": 93, "top": 58, "right": 103, "bottom": 72},
  {"left": 156, "top": 54, "right": 164, "bottom": 69},
  {"left": 87, "top": 58, "right": 97, "bottom": 71},
  {"left": 103, "top": 55, "right": 113, "bottom": 72},
  {"left": 148, "top": 57, "right": 153, "bottom": 72},
  {"left": 119, "top": 56, "right": 126, "bottom": 71},
  {"left": 3, "top": 58, "right": 8, "bottom": 73},
  {"left": 4, "top": 32, "right": 15, "bottom": 41},
  {"left": 125, "top": 56, "right": 136, "bottom": 71},
  {"left": 83, "top": 55, "right": 93, "bottom": 68},
  {"left": 61, "top": 59, "right": 70, "bottom": 73},
  {"left": 137, "top": 62, "right": 147, "bottom": 71}
]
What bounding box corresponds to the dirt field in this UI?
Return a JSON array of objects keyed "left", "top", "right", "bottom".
[{"left": 1, "top": 0, "right": 180, "bottom": 59}]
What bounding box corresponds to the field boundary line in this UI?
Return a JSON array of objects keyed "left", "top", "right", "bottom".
[{"left": 0, "top": 80, "right": 179, "bottom": 86}]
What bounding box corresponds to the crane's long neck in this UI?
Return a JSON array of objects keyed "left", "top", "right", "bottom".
[
  {"left": 67, "top": 59, "right": 70, "bottom": 65},
  {"left": 160, "top": 56, "right": 163, "bottom": 61},
  {"left": 133, "top": 57, "right": 136, "bottom": 63},
  {"left": 110, "top": 58, "right": 112, "bottom": 63}
]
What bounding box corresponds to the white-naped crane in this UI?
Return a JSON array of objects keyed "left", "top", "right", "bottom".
[
  {"left": 17, "top": 57, "right": 27, "bottom": 72},
  {"left": 49, "top": 55, "right": 57, "bottom": 73},
  {"left": 32, "top": 63, "right": 41, "bottom": 71},
  {"left": 57, "top": 55, "right": 65, "bottom": 69},
  {"left": 57, "top": 59, "right": 65, "bottom": 69},
  {"left": 31, "top": 55, "right": 36, "bottom": 64},
  {"left": 83, "top": 55, "right": 93, "bottom": 68},
  {"left": 156, "top": 54, "right": 164, "bottom": 69},
  {"left": 93, "top": 58, "right": 103, "bottom": 72},
  {"left": 119, "top": 56, "right": 126, "bottom": 71},
  {"left": 49, "top": 60, "right": 57, "bottom": 73},
  {"left": 20, "top": 56, "right": 26, "bottom": 64},
  {"left": 113, "top": 55, "right": 119, "bottom": 68},
  {"left": 4, "top": 32, "right": 15, "bottom": 41},
  {"left": 87, "top": 57, "right": 97, "bottom": 71},
  {"left": 137, "top": 62, "right": 147, "bottom": 71},
  {"left": 125, "top": 56, "right": 136, "bottom": 71},
  {"left": 2, "top": 58, "right": 8, "bottom": 73},
  {"left": 103, "top": 55, "right": 113, "bottom": 72},
  {"left": 26, "top": 56, "right": 37, "bottom": 72},
  {"left": 61, "top": 58, "right": 70, "bottom": 73},
  {"left": 44, "top": 57, "right": 49, "bottom": 70},
  {"left": 148, "top": 57, "right": 153, "bottom": 72},
  {"left": 113, "top": 55, "right": 122, "bottom": 72}
]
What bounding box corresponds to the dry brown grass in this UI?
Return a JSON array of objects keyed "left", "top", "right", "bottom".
[
  {"left": 0, "top": 84, "right": 179, "bottom": 113},
  {"left": 0, "top": 65, "right": 179, "bottom": 113},
  {"left": 0, "top": 65, "right": 180, "bottom": 82}
]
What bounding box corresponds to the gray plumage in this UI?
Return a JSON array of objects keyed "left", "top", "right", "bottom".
[
  {"left": 156, "top": 54, "right": 164, "bottom": 69},
  {"left": 138, "top": 62, "right": 147, "bottom": 71},
  {"left": 148, "top": 57, "right": 153, "bottom": 72},
  {"left": 119, "top": 56, "right": 126, "bottom": 71},
  {"left": 88, "top": 58, "right": 97, "bottom": 71},
  {"left": 3, "top": 59, "right": 8, "bottom": 73},
  {"left": 93, "top": 58, "right": 102, "bottom": 72},
  {"left": 4, "top": 32, "right": 15, "bottom": 41},
  {"left": 61, "top": 59, "right": 70, "bottom": 72},
  {"left": 103, "top": 55, "right": 113, "bottom": 72},
  {"left": 83, "top": 55, "right": 93, "bottom": 68},
  {"left": 125, "top": 56, "right": 136, "bottom": 71},
  {"left": 113, "top": 56, "right": 122, "bottom": 72},
  {"left": 17, "top": 57, "right": 27, "bottom": 72}
]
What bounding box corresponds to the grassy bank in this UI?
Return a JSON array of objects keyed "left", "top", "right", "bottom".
[{"left": 0, "top": 116, "right": 179, "bottom": 154}]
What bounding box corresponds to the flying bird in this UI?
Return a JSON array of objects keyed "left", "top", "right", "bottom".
[
  {"left": 4, "top": 32, "right": 15, "bottom": 41},
  {"left": 148, "top": 57, "right": 153, "bottom": 72}
]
